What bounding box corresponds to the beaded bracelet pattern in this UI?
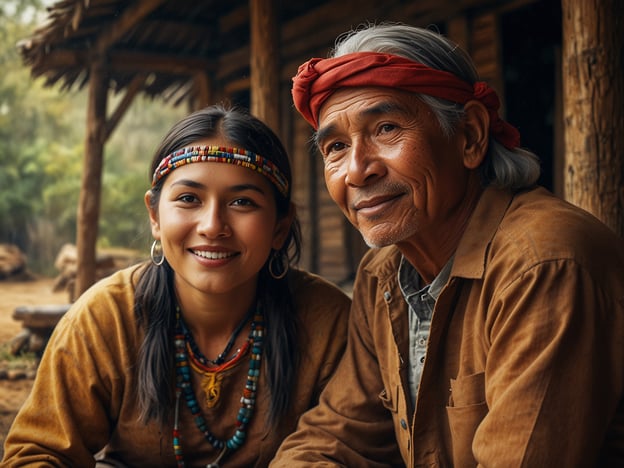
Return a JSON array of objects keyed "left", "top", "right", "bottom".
[{"left": 152, "top": 145, "right": 289, "bottom": 197}]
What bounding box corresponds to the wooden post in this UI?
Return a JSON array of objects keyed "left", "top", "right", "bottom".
[
  {"left": 193, "top": 71, "right": 212, "bottom": 110},
  {"left": 562, "top": 0, "right": 624, "bottom": 236},
  {"left": 250, "top": 0, "right": 279, "bottom": 131},
  {"left": 75, "top": 58, "right": 107, "bottom": 298}
]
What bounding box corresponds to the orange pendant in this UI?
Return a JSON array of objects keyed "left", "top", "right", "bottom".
[{"left": 201, "top": 371, "right": 224, "bottom": 408}]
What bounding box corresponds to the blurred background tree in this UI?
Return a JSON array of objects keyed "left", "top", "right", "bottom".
[{"left": 0, "top": 0, "right": 187, "bottom": 275}]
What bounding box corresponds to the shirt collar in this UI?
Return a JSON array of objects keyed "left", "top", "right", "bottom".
[{"left": 398, "top": 254, "right": 455, "bottom": 302}]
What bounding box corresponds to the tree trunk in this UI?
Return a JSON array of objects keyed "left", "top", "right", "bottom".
[
  {"left": 250, "top": 0, "right": 279, "bottom": 132},
  {"left": 562, "top": 0, "right": 624, "bottom": 237},
  {"left": 75, "top": 58, "right": 107, "bottom": 298}
]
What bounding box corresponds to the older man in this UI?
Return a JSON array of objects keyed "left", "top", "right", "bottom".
[{"left": 272, "top": 23, "right": 624, "bottom": 467}]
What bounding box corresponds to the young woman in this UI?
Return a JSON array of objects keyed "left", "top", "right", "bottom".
[{"left": 2, "top": 105, "right": 351, "bottom": 467}]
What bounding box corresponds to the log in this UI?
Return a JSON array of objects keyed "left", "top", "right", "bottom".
[{"left": 0, "top": 244, "right": 27, "bottom": 279}]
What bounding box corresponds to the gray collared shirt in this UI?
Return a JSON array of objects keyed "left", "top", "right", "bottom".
[{"left": 398, "top": 255, "right": 454, "bottom": 404}]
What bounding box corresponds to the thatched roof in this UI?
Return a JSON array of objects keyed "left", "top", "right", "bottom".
[
  {"left": 17, "top": 0, "right": 506, "bottom": 105},
  {"left": 17, "top": 0, "right": 320, "bottom": 104}
]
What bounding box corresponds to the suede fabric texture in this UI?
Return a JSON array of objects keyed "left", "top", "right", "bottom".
[
  {"left": 2, "top": 266, "right": 351, "bottom": 467},
  {"left": 272, "top": 186, "right": 624, "bottom": 467}
]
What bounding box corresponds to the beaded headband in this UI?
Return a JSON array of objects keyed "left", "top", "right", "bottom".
[{"left": 152, "top": 145, "right": 289, "bottom": 197}]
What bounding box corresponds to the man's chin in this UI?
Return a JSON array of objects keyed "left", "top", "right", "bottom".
[
  {"left": 359, "top": 223, "right": 417, "bottom": 249},
  {"left": 360, "top": 231, "right": 395, "bottom": 249}
]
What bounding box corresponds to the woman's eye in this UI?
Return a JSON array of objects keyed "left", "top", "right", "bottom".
[
  {"left": 232, "top": 198, "right": 258, "bottom": 207},
  {"left": 177, "top": 194, "right": 198, "bottom": 203}
]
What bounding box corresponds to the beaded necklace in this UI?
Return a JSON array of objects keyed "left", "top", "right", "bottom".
[
  {"left": 173, "top": 305, "right": 264, "bottom": 468},
  {"left": 181, "top": 307, "right": 253, "bottom": 366},
  {"left": 180, "top": 308, "right": 253, "bottom": 408}
]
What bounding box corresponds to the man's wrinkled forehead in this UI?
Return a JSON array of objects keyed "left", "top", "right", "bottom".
[{"left": 315, "top": 94, "right": 419, "bottom": 144}]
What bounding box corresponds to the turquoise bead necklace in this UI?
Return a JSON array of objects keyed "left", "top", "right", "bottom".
[{"left": 173, "top": 304, "right": 264, "bottom": 468}]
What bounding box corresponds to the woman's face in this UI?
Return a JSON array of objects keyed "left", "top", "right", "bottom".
[{"left": 146, "top": 139, "right": 292, "bottom": 300}]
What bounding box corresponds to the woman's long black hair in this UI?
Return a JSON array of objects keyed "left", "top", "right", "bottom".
[{"left": 133, "top": 104, "right": 302, "bottom": 428}]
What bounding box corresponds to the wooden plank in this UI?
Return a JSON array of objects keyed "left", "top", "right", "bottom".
[
  {"left": 13, "top": 304, "right": 72, "bottom": 329},
  {"left": 250, "top": 0, "right": 279, "bottom": 131}
]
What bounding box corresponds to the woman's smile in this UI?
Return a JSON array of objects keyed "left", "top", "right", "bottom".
[{"left": 149, "top": 157, "right": 287, "bottom": 298}]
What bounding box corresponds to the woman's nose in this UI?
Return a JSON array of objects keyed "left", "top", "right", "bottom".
[{"left": 196, "top": 203, "right": 231, "bottom": 238}]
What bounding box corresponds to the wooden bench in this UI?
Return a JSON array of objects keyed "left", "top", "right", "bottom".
[{"left": 10, "top": 304, "right": 72, "bottom": 356}]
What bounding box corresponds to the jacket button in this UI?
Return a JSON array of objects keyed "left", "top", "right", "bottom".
[
  {"left": 400, "top": 419, "right": 408, "bottom": 430},
  {"left": 383, "top": 291, "right": 391, "bottom": 302}
]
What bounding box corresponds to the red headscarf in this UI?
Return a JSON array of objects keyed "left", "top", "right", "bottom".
[{"left": 291, "top": 52, "right": 520, "bottom": 150}]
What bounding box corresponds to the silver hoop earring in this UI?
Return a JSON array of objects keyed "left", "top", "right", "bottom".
[
  {"left": 268, "top": 251, "right": 288, "bottom": 280},
  {"left": 150, "top": 240, "right": 164, "bottom": 266}
]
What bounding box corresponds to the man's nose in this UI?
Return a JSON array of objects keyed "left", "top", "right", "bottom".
[{"left": 345, "top": 140, "right": 385, "bottom": 186}]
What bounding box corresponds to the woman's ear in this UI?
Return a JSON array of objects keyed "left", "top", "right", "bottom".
[
  {"left": 144, "top": 190, "right": 161, "bottom": 239},
  {"left": 462, "top": 100, "right": 490, "bottom": 169},
  {"left": 271, "top": 203, "right": 296, "bottom": 251}
]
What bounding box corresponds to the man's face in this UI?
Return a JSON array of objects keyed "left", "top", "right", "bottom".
[{"left": 316, "top": 87, "right": 472, "bottom": 248}]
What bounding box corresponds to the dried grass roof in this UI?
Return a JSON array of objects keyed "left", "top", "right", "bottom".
[
  {"left": 18, "top": 0, "right": 498, "bottom": 104},
  {"left": 17, "top": 0, "right": 317, "bottom": 104}
]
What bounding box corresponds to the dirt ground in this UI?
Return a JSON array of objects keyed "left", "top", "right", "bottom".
[{"left": 0, "top": 277, "right": 68, "bottom": 455}]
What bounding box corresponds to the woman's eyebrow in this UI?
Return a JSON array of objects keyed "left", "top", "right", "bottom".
[
  {"left": 170, "top": 179, "right": 266, "bottom": 194},
  {"left": 170, "top": 179, "right": 205, "bottom": 189}
]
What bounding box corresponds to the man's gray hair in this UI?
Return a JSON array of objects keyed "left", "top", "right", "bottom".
[{"left": 330, "top": 23, "right": 541, "bottom": 190}]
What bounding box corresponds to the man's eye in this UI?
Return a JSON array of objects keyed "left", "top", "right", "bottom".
[
  {"left": 379, "top": 123, "right": 396, "bottom": 134},
  {"left": 325, "top": 141, "right": 346, "bottom": 155}
]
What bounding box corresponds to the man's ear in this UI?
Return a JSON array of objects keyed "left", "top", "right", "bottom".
[
  {"left": 144, "top": 190, "right": 161, "bottom": 239},
  {"left": 272, "top": 203, "right": 296, "bottom": 251},
  {"left": 462, "top": 100, "right": 490, "bottom": 169}
]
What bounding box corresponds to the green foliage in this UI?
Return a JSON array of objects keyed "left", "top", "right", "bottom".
[
  {"left": 99, "top": 96, "right": 187, "bottom": 252},
  {"left": 0, "top": 1, "right": 188, "bottom": 274},
  {"left": 0, "top": 0, "right": 67, "bottom": 254},
  {"left": 0, "top": 342, "right": 37, "bottom": 368}
]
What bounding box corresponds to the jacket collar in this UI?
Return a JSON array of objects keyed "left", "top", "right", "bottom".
[
  {"left": 361, "top": 186, "right": 514, "bottom": 282},
  {"left": 451, "top": 186, "right": 513, "bottom": 279}
]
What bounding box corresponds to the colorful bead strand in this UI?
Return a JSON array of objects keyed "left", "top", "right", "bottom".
[{"left": 172, "top": 305, "right": 264, "bottom": 467}]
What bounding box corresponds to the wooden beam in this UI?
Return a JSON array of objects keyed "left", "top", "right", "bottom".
[
  {"left": 219, "top": 4, "right": 249, "bottom": 32},
  {"left": 29, "top": 48, "right": 214, "bottom": 76},
  {"left": 223, "top": 76, "right": 250, "bottom": 95},
  {"left": 75, "top": 57, "right": 107, "bottom": 297},
  {"left": 216, "top": 46, "right": 250, "bottom": 80},
  {"left": 562, "top": 0, "right": 624, "bottom": 236},
  {"left": 104, "top": 73, "right": 146, "bottom": 141},
  {"left": 250, "top": 0, "right": 279, "bottom": 130},
  {"left": 93, "top": 0, "right": 167, "bottom": 56},
  {"left": 193, "top": 71, "right": 212, "bottom": 110},
  {"left": 447, "top": 15, "right": 470, "bottom": 52},
  {"left": 110, "top": 50, "right": 214, "bottom": 74}
]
